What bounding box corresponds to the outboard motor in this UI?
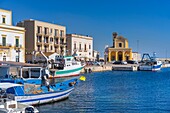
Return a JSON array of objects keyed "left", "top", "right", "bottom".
[{"left": 25, "top": 106, "right": 34, "bottom": 113}]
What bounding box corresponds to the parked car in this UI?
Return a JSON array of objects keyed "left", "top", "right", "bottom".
[
  {"left": 122, "top": 61, "right": 127, "bottom": 65},
  {"left": 111, "top": 60, "right": 115, "bottom": 64},
  {"left": 113, "top": 61, "right": 127, "bottom": 65},
  {"left": 127, "top": 60, "right": 138, "bottom": 64},
  {"left": 93, "top": 61, "right": 101, "bottom": 66}
]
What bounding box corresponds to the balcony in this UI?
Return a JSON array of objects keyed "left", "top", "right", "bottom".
[
  {"left": 79, "top": 49, "right": 83, "bottom": 52},
  {"left": 60, "top": 35, "right": 65, "bottom": 39},
  {"left": 36, "top": 31, "right": 42, "bottom": 36},
  {"left": 44, "top": 39, "right": 49, "bottom": 46},
  {"left": 54, "top": 35, "right": 59, "bottom": 38},
  {"left": 44, "top": 31, "right": 49, "bottom": 36},
  {"left": 60, "top": 44, "right": 66, "bottom": 48},
  {"left": 0, "top": 43, "right": 12, "bottom": 49},
  {"left": 54, "top": 42, "right": 59, "bottom": 47},
  {"left": 14, "top": 44, "right": 22, "bottom": 49},
  {"left": 36, "top": 41, "right": 42, "bottom": 46},
  {"left": 84, "top": 49, "right": 88, "bottom": 52}
]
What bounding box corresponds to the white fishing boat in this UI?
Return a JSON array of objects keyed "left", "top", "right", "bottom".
[
  {"left": 33, "top": 51, "right": 85, "bottom": 78},
  {"left": 49, "top": 56, "right": 85, "bottom": 78},
  {"left": 0, "top": 83, "right": 39, "bottom": 113},
  {"left": 139, "top": 53, "right": 162, "bottom": 71}
]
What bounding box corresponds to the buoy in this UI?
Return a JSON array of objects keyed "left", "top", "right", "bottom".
[{"left": 79, "top": 76, "right": 86, "bottom": 81}]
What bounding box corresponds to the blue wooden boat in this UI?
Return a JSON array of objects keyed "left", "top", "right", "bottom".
[
  {"left": 0, "top": 61, "right": 79, "bottom": 105},
  {"left": 0, "top": 78, "right": 77, "bottom": 105}
]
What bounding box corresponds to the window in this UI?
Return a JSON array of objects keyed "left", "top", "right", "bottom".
[
  {"left": 55, "top": 38, "right": 58, "bottom": 44},
  {"left": 60, "top": 30, "right": 64, "bottom": 37},
  {"left": 15, "top": 38, "right": 19, "bottom": 47},
  {"left": 50, "top": 29, "right": 53, "bottom": 33},
  {"left": 44, "top": 46, "right": 47, "bottom": 52},
  {"left": 37, "top": 45, "right": 41, "bottom": 51},
  {"left": 119, "top": 43, "right": 122, "bottom": 47},
  {"left": 37, "top": 36, "right": 42, "bottom": 42},
  {"left": 37, "top": 26, "right": 41, "bottom": 33},
  {"left": 79, "top": 43, "right": 81, "bottom": 50},
  {"left": 54, "top": 29, "right": 58, "bottom": 36},
  {"left": 3, "top": 56, "right": 6, "bottom": 61},
  {"left": 2, "top": 16, "right": 6, "bottom": 24},
  {"left": 44, "top": 36, "right": 48, "bottom": 43},
  {"left": 89, "top": 44, "right": 91, "bottom": 49},
  {"left": 2, "top": 37, "right": 6, "bottom": 46},
  {"left": 85, "top": 44, "right": 87, "bottom": 51},
  {"left": 44, "top": 28, "right": 49, "bottom": 35},
  {"left": 16, "top": 56, "right": 19, "bottom": 62},
  {"left": 60, "top": 39, "right": 64, "bottom": 44},
  {"left": 50, "top": 37, "right": 53, "bottom": 42},
  {"left": 74, "top": 43, "right": 76, "bottom": 49},
  {"left": 51, "top": 46, "right": 53, "bottom": 50}
]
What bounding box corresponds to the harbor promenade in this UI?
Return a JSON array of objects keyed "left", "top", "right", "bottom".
[
  {"left": 81, "top": 63, "right": 170, "bottom": 73},
  {"left": 81, "top": 64, "right": 139, "bottom": 73}
]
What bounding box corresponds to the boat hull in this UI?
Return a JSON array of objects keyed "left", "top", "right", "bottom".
[
  {"left": 52, "top": 66, "right": 84, "bottom": 78},
  {"left": 15, "top": 87, "right": 74, "bottom": 105},
  {"left": 139, "top": 64, "right": 162, "bottom": 71}
]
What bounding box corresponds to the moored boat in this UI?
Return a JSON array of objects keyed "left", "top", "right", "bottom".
[
  {"left": 49, "top": 56, "right": 85, "bottom": 78},
  {"left": 0, "top": 78, "right": 77, "bottom": 105},
  {"left": 139, "top": 53, "right": 162, "bottom": 71},
  {"left": 0, "top": 83, "right": 39, "bottom": 113}
]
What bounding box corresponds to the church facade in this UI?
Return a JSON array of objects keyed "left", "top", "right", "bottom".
[{"left": 107, "top": 33, "right": 132, "bottom": 62}]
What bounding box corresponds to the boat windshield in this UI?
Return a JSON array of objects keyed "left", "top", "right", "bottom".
[{"left": 21, "top": 68, "right": 41, "bottom": 79}]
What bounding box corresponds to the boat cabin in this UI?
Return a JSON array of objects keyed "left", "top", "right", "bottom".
[
  {"left": 0, "top": 61, "right": 44, "bottom": 79},
  {"left": 51, "top": 56, "right": 80, "bottom": 70}
]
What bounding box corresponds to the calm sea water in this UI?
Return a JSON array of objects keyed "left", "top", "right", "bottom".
[{"left": 37, "top": 68, "right": 170, "bottom": 113}]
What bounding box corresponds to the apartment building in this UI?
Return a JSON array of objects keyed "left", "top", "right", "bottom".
[
  {"left": 66, "top": 34, "right": 93, "bottom": 61},
  {"left": 17, "top": 20, "right": 66, "bottom": 62},
  {"left": 0, "top": 9, "right": 25, "bottom": 62}
]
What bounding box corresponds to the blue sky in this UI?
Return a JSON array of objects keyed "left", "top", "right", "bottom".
[{"left": 0, "top": 0, "right": 170, "bottom": 57}]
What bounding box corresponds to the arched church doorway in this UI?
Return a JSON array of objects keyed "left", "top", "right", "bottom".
[{"left": 118, "top": 51, "right": 123, "bottom": 61}]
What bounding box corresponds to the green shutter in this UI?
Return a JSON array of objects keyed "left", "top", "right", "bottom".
[
  {"left": 2, "top": 37, "right": 6, "bottom": 46},
  {"left": 16, "top": 38, "right": 19, "bottom": 47}
]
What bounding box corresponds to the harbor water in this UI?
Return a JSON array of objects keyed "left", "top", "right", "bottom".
[{"left": 37, "top": 68, "right": 170, "bottom": 113}]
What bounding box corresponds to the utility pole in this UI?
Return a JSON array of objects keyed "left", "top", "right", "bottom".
[
  {"left": 166, "top": 48, "right": 167, "bottom": 60},
  {"left": 137, "top": 40, "right": 139, "bottom": 53}
]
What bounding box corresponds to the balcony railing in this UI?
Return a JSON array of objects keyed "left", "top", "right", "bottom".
[
  {"left": 44, "top": 42, "right": 49, "bottom": 46},
  {"left": 79, "top": 49, "right": 83, "bottom": 52},
  {"left": 44, "top": 31, "right": 49, "bottom": 36},
  {"left": 36, "top": 31, "right": 42, "bottom": 36},
  {"left": 14, "top": 44, "right": 22, "bottom": 49},
  {"left": 54, "top": 35, "right": 59, "bottom": 38},
  {"left": 60, "top": 35, "right": 65, "bottom": 39},
  {"left": 84, "top": 49, "right": 88, "bottom": 52},
  {"left": 0, "top": 43, "right": 12, "bottom": 48},
  {"left": 36, "top": 41, "right": 42, "bottom": 45}
]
